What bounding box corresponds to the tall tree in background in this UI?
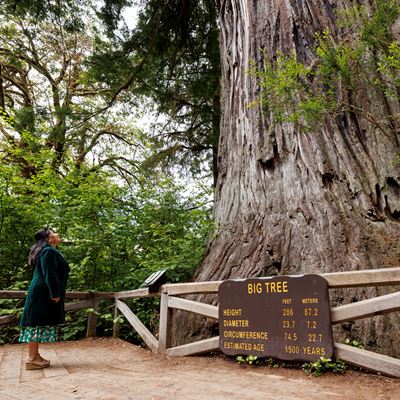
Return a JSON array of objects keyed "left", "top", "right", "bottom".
[
  {"left": 90, "top": 0, "right": 220, "bottom": 183},
  {"left": 0, "top": 9, "right": 141, "bottom": 179},
  {"left": 176, "top": 0, "right": 400, "bottom": 356},
  {"left": 133, "top": 0, "right": 220, "bottom": 183},
  {"left": 1, "top": 0, "right": 221, "bottom": 182}
]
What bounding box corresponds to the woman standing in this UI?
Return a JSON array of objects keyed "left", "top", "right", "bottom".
[{"left": 19, "top": 228, "right": 70, "bottom": 370}]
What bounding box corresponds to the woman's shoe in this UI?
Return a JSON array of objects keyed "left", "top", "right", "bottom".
[
  {"left": 37, "top": 354, "right": 50, "bottom": 365},
  {"left": 25, "top": 355, "right": 50, "bottom": 370}
]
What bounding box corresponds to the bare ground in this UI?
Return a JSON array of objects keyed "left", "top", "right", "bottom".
[{"left": 0, "top": 338, "right": 398, "bottom": 400}]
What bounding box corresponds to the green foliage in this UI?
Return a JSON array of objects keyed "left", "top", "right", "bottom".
[
  {"left": 0, "top": 149, "right": 212, "bottom": 292},
  {"left": 0, "top": 296, "right": 24, "bottom": 344},
  {"left": 315, "top": 29, "right": 360, "bottom": 89},
  {"left": 248, "top": 51, "right": 336, "bottom": 130},
  {"left": 0, "top": 0, "right": 221, "bottom": 183},
  {"left": 0, "top": 0, "right": 216, "bottom": 347},
  {"left": 0, "top": 0, "right": 89, "bottom": 31},
  {"left": 302, "top": 357, "right": 347, "bottom": 377},
  {"left": 358, "top": 0, "right": 400, "bottom": 50},
  {"left": 90, "top": 0, "right": 220, "bottom": 181},
  {"left": 0, "top": 323, "right": 21, "bottom": 345},
  {"left": 344, "top": 338, "right": 364, "bottom": 349},
  {"left": 0, "top": 10, "right": 143, "bottom": 179},
  {"left": 234, "top": 354, "right": 347, "bottom": 377},
  {"left": 248, "top": 0, "right": 400, "bottom": 135},
  {"left": 0, "top": 123, "right": 212, "bottom": 344},
  {"left": 61, "top": 310, "right": 88, "bottom": 341},
  {"left": 236, "top": 355, "right": 282, "bottom": 367},
  {"left": 377, "top": 42, "right": 400, "bottom": 99},
  {"left": 236, "top": 354, "right": 260, "bottom": 365}
]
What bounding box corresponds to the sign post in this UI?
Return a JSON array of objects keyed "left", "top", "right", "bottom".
[{"left": 219, "top": 275, "right": 333, "bottom": 362}]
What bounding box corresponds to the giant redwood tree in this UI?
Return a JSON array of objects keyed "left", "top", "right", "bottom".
[
  {"left": 175, "top": 0, "right": 400, "bottom": 356},
  {"left": 3, "top": 0, "right": 399, "bottom": 355}
]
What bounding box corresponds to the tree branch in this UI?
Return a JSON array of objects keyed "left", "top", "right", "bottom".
[{"left": 88, "top": 156, "right": 139, "bottom": 173}]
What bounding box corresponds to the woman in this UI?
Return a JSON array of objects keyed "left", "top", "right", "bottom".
[{"left": 19, "top": 228, "right": 70, "bottom": 370}]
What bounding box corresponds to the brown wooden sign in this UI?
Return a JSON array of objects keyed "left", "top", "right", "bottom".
[{"left": 219, "top": 275, "right": 333, "bottom": 362}]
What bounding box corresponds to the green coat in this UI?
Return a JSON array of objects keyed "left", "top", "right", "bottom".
[{"left": 20, "top": 245, "right": 70, "bottom": 327}]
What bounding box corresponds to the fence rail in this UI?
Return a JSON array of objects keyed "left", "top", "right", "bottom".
[
  {"left": 1, "top": 267, "right": 400, "bottom": 377},
  {"left": 0, "top": 291, "right": 114, "bottom": 337}
]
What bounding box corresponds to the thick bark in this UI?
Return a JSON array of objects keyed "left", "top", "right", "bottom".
[{"left": 174, "top": 0, "right": 400, "bottom": 356}]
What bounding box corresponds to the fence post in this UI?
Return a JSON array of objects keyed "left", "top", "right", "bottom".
[
  {"left": 158, "top": 291, "right": 172, "bottom": 353},
  {"left": 113, "top": 297, "right": 121, "bottom": 338},
  {"left": 86, "top": 294, "right": 100, "bottom": 338}
]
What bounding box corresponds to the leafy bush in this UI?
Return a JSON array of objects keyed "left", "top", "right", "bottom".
[
  {"left": 236, "top": 354, "right": 260, "bottom": 365},
  {"left": 344, "top": 338, "right": 364, "bottom": 349},
  {"left": 302, "top": 357, "right": 347, "bottom": 377},
  {"left": 0, "top": 148, "right": 213, "bottom": 344}
]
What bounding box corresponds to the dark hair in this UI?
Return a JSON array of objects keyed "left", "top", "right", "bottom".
[{"left": 28, "top": 228, "right": 53, "bottom": 267}]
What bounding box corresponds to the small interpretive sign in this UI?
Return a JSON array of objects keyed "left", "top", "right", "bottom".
[{"left": 219, "top": 275, "right": 333, "bottom": 362}]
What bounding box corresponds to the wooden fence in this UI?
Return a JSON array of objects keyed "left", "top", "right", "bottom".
[
  {"left": 0, "top": 291, "right": 115, "bottom": 338},
  {"left": 1, "top": 267, "right": 400, "bottom": 377}
]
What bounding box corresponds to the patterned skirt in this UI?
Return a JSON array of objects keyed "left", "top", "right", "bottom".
[{"left": 19, "top": 325, "right": 58, "bottom": 343}]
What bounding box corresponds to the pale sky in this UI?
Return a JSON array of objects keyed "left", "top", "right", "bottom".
[{"left": 121, "top": 5, "right": 139, "bottom": 30}]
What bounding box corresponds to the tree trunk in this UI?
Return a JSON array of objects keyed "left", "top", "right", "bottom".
[{"left": 173, "top": 0, "right": 400, "bottom": 356}]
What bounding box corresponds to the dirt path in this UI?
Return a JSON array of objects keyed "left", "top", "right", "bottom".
[{"left": 0, "top": 338, "right": 398, "bottom": 400}]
